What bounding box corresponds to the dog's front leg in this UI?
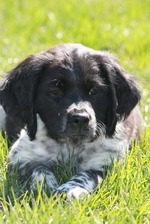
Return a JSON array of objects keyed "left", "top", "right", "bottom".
[
  {"left": 29, "top": 166, "right": 59, "bottom": 191},
  {"left": 8, "top": 163, "right": 59, "bottom": 192},
  {"left": 55, "top": 170, "right": 103, "bottom": 200},
  {"left": 7, "top": 139, "right": 59, "bottom": 192}
]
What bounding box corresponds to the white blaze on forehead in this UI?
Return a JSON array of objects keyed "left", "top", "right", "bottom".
[{"left": 67, "top": 101, "right": 95, "bottom": 116}]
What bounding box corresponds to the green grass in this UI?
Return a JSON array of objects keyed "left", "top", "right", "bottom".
[{"left": 0, "top": 0, "right": 150, "bottom": 223}]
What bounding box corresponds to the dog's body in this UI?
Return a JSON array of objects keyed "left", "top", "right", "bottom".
[{"left": 0, "top": 44, "right": 144, "bottom": 199}]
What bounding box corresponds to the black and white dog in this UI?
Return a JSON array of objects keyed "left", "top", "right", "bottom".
[{"left": 0, "top": 44, "right": 144, "bottom": 200}]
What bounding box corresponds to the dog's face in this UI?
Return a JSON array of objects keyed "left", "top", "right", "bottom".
[
  {"left": 35, "top": 54, "right": 109, "bottom": 144},
  {"left": 0, "top": 44, "right": 141, "bottom": 143}
]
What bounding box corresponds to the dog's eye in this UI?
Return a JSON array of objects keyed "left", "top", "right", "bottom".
[
  {"left": 50, "top": 89, "right": 64, "bottom": 97},
  {"left": 89, "top": 87, "right": 99, "bottom": 96},
  {"left": 47, "top": 80, "right": 65, "bottom": 97}
]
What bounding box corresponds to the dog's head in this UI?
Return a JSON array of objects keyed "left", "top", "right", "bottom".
[{"left": 0, "top": 44, "right": 141, "bottom": 144}]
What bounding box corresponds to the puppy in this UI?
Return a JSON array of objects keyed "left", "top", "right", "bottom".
[{"left": 0, "top": 44, "right": 144, "bottom": 200}]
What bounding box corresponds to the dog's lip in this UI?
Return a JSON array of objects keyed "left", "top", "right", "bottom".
[
  {"left": 70, "top": 135, "right": 87, "bottom": 144},
  {"left": 69, "top": 133, "right": 89, "bottom": 139},
  {"left": 69, "top": 134, "right": 94, "bottom": 143},
  {"left": 70, "top": 134, "right": 86, "bottom": 137},
  {"left": 59, "top": 130, "right": 96, "bottom": 143}
]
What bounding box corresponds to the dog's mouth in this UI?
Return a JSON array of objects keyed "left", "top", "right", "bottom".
[
  {"left": 55, "top": 112, "right": 106, "bottom": 145},
  {"left": 58, "top": 132, "right": 96, "bottom": 145},
  {"left": 69, "top": 134, "right": 90, "bottom": 144},
  {"left": 57, "top": 122, "right": 106, "bottom": 145}
]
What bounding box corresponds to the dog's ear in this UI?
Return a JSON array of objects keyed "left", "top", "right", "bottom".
[
  {"left": 0, "top": 53, "right": 49, "bottom": 140},
  {"left": 100, "top": 53, "right": 141, "bottom": 137},
  {"left": 111, "top": 59, "right": 141, "bottom": 119}
]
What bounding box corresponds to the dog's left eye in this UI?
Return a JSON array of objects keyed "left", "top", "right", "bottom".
[{"left": 88, "top": 87, "right": 99, "bottom": 96}]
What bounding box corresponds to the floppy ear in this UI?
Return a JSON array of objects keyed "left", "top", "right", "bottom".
[
  {"left": 0, "top": 53, "right": 49, "bottom": 140},
  {"left": 100, "top": 53, "right": 141, "bottom": 137},
  {"left": 112, "top": 61, "right": 141, "bottom": 119}
]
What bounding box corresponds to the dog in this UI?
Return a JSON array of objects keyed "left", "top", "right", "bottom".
[{"left": 0, "top": 43, "right": 144, "bottom": 200}]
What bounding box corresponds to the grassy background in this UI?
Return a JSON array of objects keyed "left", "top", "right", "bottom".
[{"left": 0, "top": 0, "right": 150, "bottom": 223}]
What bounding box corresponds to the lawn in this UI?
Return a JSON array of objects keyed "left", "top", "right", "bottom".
[{"left": 0, "top": 0, "right": 150, "bottom": 223}]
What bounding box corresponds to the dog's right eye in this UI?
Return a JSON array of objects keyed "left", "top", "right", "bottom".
[
  {"left": 47, "top": 79, "right": 65, "bottom": 97},
  {"left": 50, "top": 88, "right": 64, "bottom": 97}
]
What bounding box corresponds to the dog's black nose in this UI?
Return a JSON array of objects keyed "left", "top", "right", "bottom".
[{"left": 69, "top": 113, "right": 90, "bottom": 128}]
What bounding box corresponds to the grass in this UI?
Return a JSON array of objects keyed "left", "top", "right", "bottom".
[{"left": 0, "top": 0, "right": 150, "bottom": 223}]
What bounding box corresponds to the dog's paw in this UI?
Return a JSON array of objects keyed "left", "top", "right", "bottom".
[
  {"left": 54, "top": 186, "right": 89, "bottom": 201},
  {"left": 30, "top": 167, "right": 58, "bottom": 192},
  {"left": 66, "top": 187, "right": 89, "bottom": 201}
]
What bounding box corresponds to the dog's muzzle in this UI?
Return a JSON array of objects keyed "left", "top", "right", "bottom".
[
  {"left": 68, "top": 110, "right": 90, "bottom": 130},
  {"left": 64, "top": 108, "right": 94, "bottom": 144}
]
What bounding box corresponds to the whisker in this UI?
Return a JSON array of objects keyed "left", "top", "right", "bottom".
[{"left": 96, "top": 121, "right": 106, "bottom": 139}]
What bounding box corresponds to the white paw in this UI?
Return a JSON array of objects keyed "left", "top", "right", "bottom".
[{"left": 66, "top": 187, "right": 89, "bottom": 201}]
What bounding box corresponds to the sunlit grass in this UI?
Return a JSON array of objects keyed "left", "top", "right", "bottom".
[
  {"left": 0, "top": 0, "right": 150, "bottom": 223},
  {"left": 0, "top": 131, "right": 149, "bottom": 223}
]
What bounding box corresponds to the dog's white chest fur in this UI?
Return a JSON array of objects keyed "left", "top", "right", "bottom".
[{"left": 8, "top": 116, "right": 129, "bottom": 172}]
